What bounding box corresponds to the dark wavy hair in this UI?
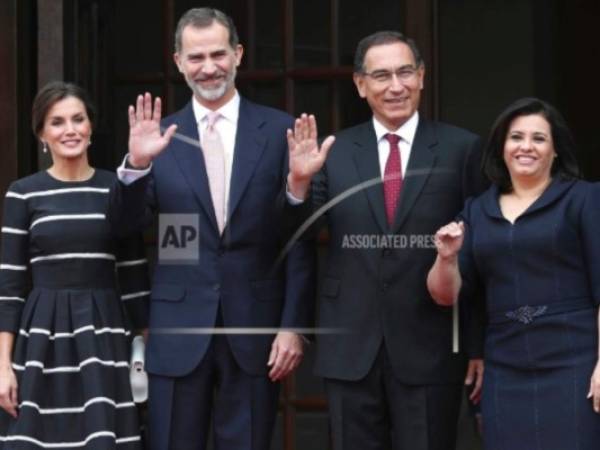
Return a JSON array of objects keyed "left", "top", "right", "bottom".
[
  {"left": 482, "top": 97, "right": 580, "bottom": 192},
  {"left": 32, "top": 81, "right": 95, "bottom": 136}
]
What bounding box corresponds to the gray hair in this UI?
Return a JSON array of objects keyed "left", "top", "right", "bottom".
[
  {"left": 174, "top": 7, "right": 239, "bottom": 53},
  {"left": 353, "top": 30, "right": 423, "bottom": 73}
]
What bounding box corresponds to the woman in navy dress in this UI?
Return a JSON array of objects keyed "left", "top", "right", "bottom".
[
  {"left": 427, "top": 97, "right": 600, "bottom": 450},
  {"left": 0, "top": 82, "right": 149, "bottom": 448}
]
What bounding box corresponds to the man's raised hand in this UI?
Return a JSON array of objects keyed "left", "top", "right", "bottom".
[
  {"left": 128, "top": 92, "right": 177, "bottom": 169},
  {"left": 287, "top": 114, "right": 335, "bottom": 199}
]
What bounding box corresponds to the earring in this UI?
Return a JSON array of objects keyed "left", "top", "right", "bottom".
[{"left": 41, "top": 141, "right": 48, "bottom": 153}]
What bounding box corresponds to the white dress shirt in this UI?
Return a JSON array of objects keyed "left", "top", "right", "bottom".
[{"left": 373, "top": 111, "right": 419, "bottom": 179}]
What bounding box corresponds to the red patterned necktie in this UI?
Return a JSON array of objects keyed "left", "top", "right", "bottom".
[{"left": 383, "top": 133, "right": 402, "bottom": 227}]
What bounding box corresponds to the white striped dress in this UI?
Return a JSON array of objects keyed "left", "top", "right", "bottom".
[{"left": 0, "top": 170, "right": 149, "bottom": 449}]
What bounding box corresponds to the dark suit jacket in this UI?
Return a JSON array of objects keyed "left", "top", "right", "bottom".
[
  {"left": 308, "top": 118, "right": 486, "bottom": 384},
  {"left": 111, "top": 97, "right": 315, "bottom": 378}
]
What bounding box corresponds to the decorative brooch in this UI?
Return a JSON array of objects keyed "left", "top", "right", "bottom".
[{"left": 505, "top": 305, "right": 548, "bottom": 324}]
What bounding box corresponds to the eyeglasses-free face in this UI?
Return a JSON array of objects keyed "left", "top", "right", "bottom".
[
  {"left": 503, "top": 113, "right": 557, "bottom": 184},
  {"left": 39, "top": 96, "right": 92, "bottom": 162},
  {"left": 353, "top": 42, "right": 424, "bottom": 131},
  {"left": 174, "top": 22, "right": 243, "bottom": 109}
]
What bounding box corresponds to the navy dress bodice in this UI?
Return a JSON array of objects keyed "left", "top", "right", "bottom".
[{"left": 459, "top": 179, "right": 600, "bottom": 450}]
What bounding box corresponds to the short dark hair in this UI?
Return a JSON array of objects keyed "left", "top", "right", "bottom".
[
  {"left": 353, "top": 30, "right": 423, "bottom": 73},
  {"left": 174, "top": 7, "right": 239, "bottom": 53},
  {"left": 482, "top": 97, "right": 581, "bottom": 192},
  {"left": 31, "top": 81, "right": 95, "bottom": 136}
]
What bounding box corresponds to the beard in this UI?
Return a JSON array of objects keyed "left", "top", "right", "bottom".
[{"left": 186, "top": 66, "right": 237, "bottom": 103}]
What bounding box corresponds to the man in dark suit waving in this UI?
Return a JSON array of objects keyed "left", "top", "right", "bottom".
[
  {"left": 112, "top": 8, "right": 314, "bottom": 450},
  {"left": 286, "top": 31, "right": 485, "bottom": 450}
]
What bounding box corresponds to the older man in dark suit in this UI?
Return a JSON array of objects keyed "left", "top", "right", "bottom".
[
  {"left": 286, "top": 31, "right": 486, "bottom": 450},
  {"left": 111, "top": 8, "right": 315, "bottom": 450}
]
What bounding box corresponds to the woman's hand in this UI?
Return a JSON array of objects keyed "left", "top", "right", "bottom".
[
  {"left": 428, "top": 221, "right": 465, "bottom": 305},
  {"left": 588, "top": 359, "right": 600, "bottom": 413},
  {"left": 465, "top": 359, "right": 484, "bottom": 404},
  {"left": 0, "top": 365, "right": 18, "bottom": 418},
  {"left": 128, "top": 92, "right": 178, "bottom": 169},
  {"left": 434, "top": 221, "right": 465, "bottom": 260}
]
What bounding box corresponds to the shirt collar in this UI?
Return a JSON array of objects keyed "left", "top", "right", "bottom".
[
  {"left": 372, "top": 111, "right": 419, "bottom": 146},
  {"left": 192, "top": 90, "right": 240, "bottom": 126}
]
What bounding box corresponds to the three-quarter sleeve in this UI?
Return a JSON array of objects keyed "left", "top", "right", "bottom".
[
  {"left": 115, "top": 234, "right": 150, "bottom": 329},
  {"left": 0, "top": 182, "right": 31, "bottom": 333},
  {"left": 580, "top": 182, "right": 600, "bottom": 306}
]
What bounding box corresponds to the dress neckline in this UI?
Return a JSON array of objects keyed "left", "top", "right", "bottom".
[
  {"left": 481, "top": 178, "right": 578, "bottom": 224},
  {"left": 44, "top": 169, "right": 97, "bottom": 184}
]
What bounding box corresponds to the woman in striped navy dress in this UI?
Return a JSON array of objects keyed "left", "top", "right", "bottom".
[{"left": 0, "top": 82, "right": 149, "bottom": 448}]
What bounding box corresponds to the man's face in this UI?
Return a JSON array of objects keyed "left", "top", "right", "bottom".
[
  {"left": 353, "top": 42, "right": 424, "bottom": 130},
  {"left": 174, "top": 22, "right": 243, "bottom": 108}
]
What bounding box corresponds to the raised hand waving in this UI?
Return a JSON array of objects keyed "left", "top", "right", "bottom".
[
  {"left": 128, "top": 92, "right": 178, "bottom": 168},
  {"left": 286, "top": 114, "right": 335, "bottom": 199}
]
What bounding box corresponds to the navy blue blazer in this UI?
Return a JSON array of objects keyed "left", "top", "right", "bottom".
[{"left": 111, "top": 97, "right": 315, "bottom": 377}]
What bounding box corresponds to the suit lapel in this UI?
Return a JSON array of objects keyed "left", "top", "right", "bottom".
[
  {"left": 392, "top": 119, "right": 438, "bottom": 231},
  {"left": 227, "top": 98, "right": 268, "bottom": 223},
  {"left": 170, "top": 102, "right": 220, "bottom": 233},
  {"left": 352, "top": 122, "right": 389, "bottom": 233}
]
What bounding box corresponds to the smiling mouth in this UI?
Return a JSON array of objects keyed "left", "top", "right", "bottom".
[
  {"left": 197, "top": 75, "right": 225, "bottom": 83},
  {"left": 61, "top": 140, "right": 82, "bottom": 147},
  {"left": 385, "top": 97, "right": 409, "bottom": 105},
  {"left": 514, "top": 155, "right": 538, "bottom": 164}
]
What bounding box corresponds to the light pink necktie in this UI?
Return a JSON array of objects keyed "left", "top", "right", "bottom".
[{"left": 202, "top": 112, "right": 226, "bottom": 234}]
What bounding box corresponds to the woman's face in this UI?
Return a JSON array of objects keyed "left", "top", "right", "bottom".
[
  {"left": 503, "top": 113, "right": 556, "bottom": 183},
  {"left": 39, "top": 96, "right": 92, "bottom": 161}
]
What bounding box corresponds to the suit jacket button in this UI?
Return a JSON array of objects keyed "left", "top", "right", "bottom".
[
  {"left": 213, "top": 283, "right": 220, "bottom": 292},
  {"left": 381, "top": 282, "right": 389, "bottom": 292}
]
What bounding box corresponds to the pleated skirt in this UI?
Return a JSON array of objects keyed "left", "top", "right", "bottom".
[{"left": 0, "top": 287, "right": 142, "bottom": 449}]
